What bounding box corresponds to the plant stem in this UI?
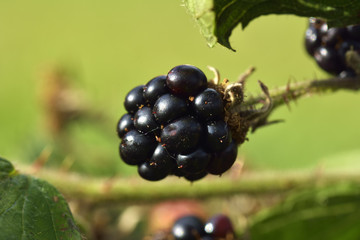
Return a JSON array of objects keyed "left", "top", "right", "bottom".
[
  {"left": 17, "top": 164, "right": 360, "bottom": 206},
  {"left": 242, "top": 76, "right": 360, "bottom": 110}
]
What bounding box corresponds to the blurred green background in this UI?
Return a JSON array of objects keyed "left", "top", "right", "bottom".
[{"left": 0, "top": 0, "right": 359, "bottom": 177}]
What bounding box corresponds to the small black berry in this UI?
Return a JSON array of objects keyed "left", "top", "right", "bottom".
[
  {"left": 172, "top": 215, "right": 205, "bottom": 240},
  {"left": 305, "top": 27, "right": 321, "bottom": 56},
  {"left": 138, "top": 161, "right": 169, "bottom": 181},
  {"left": 339, "top": 69, "right": 357, "bottom": 78},
  {"left": 150, "top": 144, "right": 177, "bottom": 172},
  {"left": 314, "top": 46, "right": 344, "bottom": 74},
  {"left": 322, "top": 27, "right": 348, "bottom": 47},
  {"left": 153, "top": 94, "right": 188, "bottom": 124},
  {"left": 134, "top": 106, "right": 159, "bottom": 134},
  {"left": 143, "top": 75, "right": 169, "bottom": 105},
  {"left": 176, "top": 148, "right": 211, "bottom": 174},
  {"left": 207, "top": 141, "right": 238, "bottom": 175},
  {"left": 184, "top": 170, "right": 208, "bottom": 182},
  {"left": 167, "top": 65, "right": 207, "bottom": 97},
  {"left": 117, "top": 113, "right": 134, "bottom": 138},
  {"left": 205, "top": 120, "right": 231, "bottom": 153},
  {"left": 124, "top": 85, "right": 146, "bottom": 114},
  {"left": 192, "top": 88, "right": 224, "bottom": 121},
  {"left": 347, "top": 25, "right": 360, "bottom": 41},
  {"left": 119, "top": 130, "right": 156, "bottom": 165},
  {"left": 161, "top": 116, "right": 203, "bottom": 154}
]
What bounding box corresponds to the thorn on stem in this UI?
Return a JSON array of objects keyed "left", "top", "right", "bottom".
[
  {"left": 238, "top": 66, "right": 255, "bottom": 85},
  {"left": 207, "top": 65, "right": 220, "bottom": 85}
]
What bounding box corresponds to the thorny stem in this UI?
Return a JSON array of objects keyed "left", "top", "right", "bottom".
[
  {"left": 16, "top": 163, "right": 360, "bottom": 206},
  {"left": 237, "top": 75, "right": 360, "bottom": 114}
]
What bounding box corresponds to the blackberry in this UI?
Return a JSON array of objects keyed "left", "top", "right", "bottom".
[
  {"left": 168, "top": 214, "right": 236, "bottom": 240},
  {"left": 172, "top": 215, "right": 205, "bottom": 240},
  {"left": 117, "top": 65, "right": 239, "bottom": 181},
  {"left": 304, "top": 18, "right": 360, "bottom": 77},
  {"left": 204, "top": 214, "right": 235, "bottom": 239}
]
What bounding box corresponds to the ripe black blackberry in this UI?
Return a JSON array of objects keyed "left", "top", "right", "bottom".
[
  {"left": 168, "top": 214, "right": 236, "bottom": 240},
  {"left": 117, "top": 65, "right": 239, "bottom": 182},
  {"left": 305, "top": 18, "right": 360, "bottom": 77}
]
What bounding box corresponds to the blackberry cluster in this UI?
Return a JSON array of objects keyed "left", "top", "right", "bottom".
[
  {"left": 305, "top": 17, "right": 360, "bottom": 77},
  {"left": 117, "top": 65, "right": 238, "bottom": 182},
  {"left": 171, "top": 214, "right": 235, "bottom": 240}
]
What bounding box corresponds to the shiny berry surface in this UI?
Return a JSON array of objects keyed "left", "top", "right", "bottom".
[
  {"left": 207, "top": 141, "right": 238, "bottom": 175},
  {"left": 167, "top": 65, "right": 207, "bottom": 97},
  {"left": 314, "top": 46, "right": 343, "bottom": 74},
  {"left": 119, "top": 130, "right": 156, "bottom": 165},
  {"left": 153, "top": 94, "right": 188, "bottom": 124},
  {"left": 143, "top": 75, "right": 169, "bottom": 105},
  {"left": 204, "top": 214, "right": 235, "bottom": 238},
  {"left": 172, "top": 215, "right": 205, "bottom": 240},
  {"left": 205, "top": 120, "right": 231, "bottom": 153},
  {"left": 117, "top": 113, "right": 134, "bottom": 138},
  {"left": 305, "top": 27, "right": 321, "bottom": 56},
  {"left": 124, "top": 85, "right": 145, "bottom": 114},
  {"left": 192, "top": 88, "right": 224, "bottom": 121},
  {"left": 161, "top": 116, "right": 203, "bottom": 154},
  {"left": 138, "top": 161, "right": 169, "bottom": 181},
  {"left": 134, "top": 106, "right": 159, "bottom": 134},
  {"left": 184, "top": 170, "right": 208, "bottom": 182},
  {"left": 176, "top": 148, "right": 211, "bottom": 174}
]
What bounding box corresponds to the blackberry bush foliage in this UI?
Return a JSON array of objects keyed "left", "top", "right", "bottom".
[
  {"left": 305, "top": 17, "right": 360, "bottom": 77},
  {"left": 116, "top": 64, "right": 261, "bottom": 182}
]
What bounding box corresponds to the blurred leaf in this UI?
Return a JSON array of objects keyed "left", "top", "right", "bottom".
[
  {"left": 0, "top": 158, "right": 82, "bottom": 240},
  {"left": 248, "top": 183, "right": 360, "bottom": 240},
  {"left": 184, "top": 0, "right": 360, "bottom": 50}
]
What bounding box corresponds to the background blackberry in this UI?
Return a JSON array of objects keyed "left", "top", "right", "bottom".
[
  {"left": 305, "top": 17, "right": 360, "bottom": 77},
  {"left": 168, "top": 214, "right": 236, "bottom": 240},
  {"left": 117, "top": 65, "right": 238, "bottom": 181}
]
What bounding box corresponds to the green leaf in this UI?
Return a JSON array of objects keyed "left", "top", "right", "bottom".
[
  {"left": 0, "top": 158, "right": 82, "bottom": 240},
  {"left": 248, "top": 183, "right": 360, "bottom": 240},
  {"left": 183, "top": 0, "right": 360, "bottom": 50}
]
